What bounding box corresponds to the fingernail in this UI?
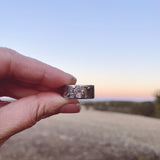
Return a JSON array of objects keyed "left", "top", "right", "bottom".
[
  {"left": 71, "top": 76, "right": 77, "bottom": 84},
  {"left": 66, "top": 73, "right": 77, "bottom": 84},
  {"left": 59, "top": 103, "right": 80, "bottom": 113}
]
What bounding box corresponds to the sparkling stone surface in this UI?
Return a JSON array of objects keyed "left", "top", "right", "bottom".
[
  {"left": 64, "top": 86, "right": 86, "bottom": 98},
  {"left": 74, "top": 86, "right": 85, "bottom": 98},
  {"left": 63, "top": 85, "right": 94, "bottom": 99}
]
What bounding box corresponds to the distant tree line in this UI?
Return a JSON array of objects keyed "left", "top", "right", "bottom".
[{"left": 81, "top": 91, "right": 160, "bottom": 118}]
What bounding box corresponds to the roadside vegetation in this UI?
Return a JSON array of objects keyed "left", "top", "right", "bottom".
[{"left": 82, "top": 91, "right": 160, "bottom": 118}]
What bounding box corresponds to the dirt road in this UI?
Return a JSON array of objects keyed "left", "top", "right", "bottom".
[{"left": 0, "top": 109, "right": 160, "bottom": 160}]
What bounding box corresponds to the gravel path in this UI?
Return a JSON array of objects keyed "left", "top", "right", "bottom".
[{"left": 1, "top": 108, "right": 160, "bottom": 160}]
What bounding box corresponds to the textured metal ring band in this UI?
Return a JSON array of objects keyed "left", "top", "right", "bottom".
[{"left": 63, "top": 85, "right": 94, "bottom": 99}]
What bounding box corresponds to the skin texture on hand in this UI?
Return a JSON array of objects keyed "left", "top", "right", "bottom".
[{"left": 0, "top": 47, "right": 80, "bottom": 146}]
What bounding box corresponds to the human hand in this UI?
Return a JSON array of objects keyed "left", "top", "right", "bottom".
[{"left": 0, "top": 47, "right": 80, "bottom": 146}]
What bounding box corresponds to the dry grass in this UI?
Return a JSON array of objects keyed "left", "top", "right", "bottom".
[{"left": 0, "top": 108, "right": 160, "bottom": 160}]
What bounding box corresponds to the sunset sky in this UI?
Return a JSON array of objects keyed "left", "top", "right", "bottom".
[{"left": 0, "top": 0, "right": 160, "bottom": 101}]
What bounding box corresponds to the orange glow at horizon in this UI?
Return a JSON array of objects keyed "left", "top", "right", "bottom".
[
  {"left": 95, "top": 87, "right": 155, "bottom": 98},
  {"left": 77, "top": 70, "right": 159, "bottom": 100}
]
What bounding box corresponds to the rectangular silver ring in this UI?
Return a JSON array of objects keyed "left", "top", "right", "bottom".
[{"left": 63, "top": 85, "right": 94, "bottom": 99}]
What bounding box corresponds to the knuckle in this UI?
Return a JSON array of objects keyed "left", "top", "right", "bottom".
[
  {"left": 30, "top": 92, "right": 66, "bottom": 122},
  {"left": 32, "top": 94, "right": 47, "bottom": 122}
]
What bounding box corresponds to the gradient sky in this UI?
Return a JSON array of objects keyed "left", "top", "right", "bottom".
[{"left": 0, "top": 0, "right": 160, "bottom": 100}]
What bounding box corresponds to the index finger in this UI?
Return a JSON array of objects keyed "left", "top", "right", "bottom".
[{"left": 0, "top": 48, "right": 77, "bottom": 88}]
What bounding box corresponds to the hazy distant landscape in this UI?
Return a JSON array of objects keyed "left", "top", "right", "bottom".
[
  {"left": 82, "top": 100, "right": 156, "bottom": 117},
  {"left": 1, "top": 102, "right": 160, "bottom": 160}
]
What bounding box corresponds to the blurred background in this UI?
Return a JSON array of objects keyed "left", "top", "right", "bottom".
[
  {"left": 1, "top": 0, "right": 160, "bottom": 101},
  {"left": 0, "top": 0, "right": 160, "bottom": 160}
]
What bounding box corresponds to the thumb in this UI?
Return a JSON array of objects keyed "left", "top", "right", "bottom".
[{"left": 0, "top": 92, "right": 79, "bottom": 141}]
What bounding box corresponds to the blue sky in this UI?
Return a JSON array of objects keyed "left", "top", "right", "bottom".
[{"left": 0, "top": 0, "right": 160, "bottom": 100}]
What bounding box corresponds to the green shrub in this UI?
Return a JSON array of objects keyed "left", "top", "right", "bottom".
[{"left": 155, "top": 91, "right": 160, "bottom": 118}]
